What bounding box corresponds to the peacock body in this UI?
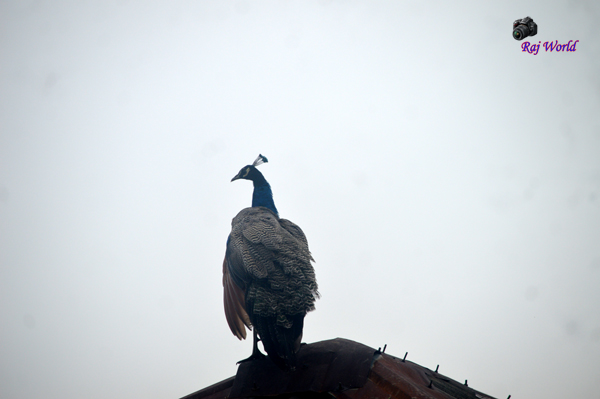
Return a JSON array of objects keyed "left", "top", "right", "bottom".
[{"left": 223, "top": 155, "right": 319, "bottom": 370}]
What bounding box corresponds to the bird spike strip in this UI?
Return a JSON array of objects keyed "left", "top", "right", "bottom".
[{"left": 252, "top": 154, "right": 268, "bottom": 167}]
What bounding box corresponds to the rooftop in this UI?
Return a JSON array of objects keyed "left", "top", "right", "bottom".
[{"left": 181, "top": 338, "right": 498, "bottom": 399}]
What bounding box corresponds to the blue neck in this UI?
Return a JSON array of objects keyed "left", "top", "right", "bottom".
[{"left": 252, "top": 182, "right": 279, "bottom": 217}]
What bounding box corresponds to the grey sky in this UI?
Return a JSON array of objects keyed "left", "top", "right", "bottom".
[{"left": 1, "top": 1, "right": 599, "bottom": 398}]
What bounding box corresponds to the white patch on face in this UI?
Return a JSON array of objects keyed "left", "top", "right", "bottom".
[{"left": 242, "top": 168, "right": 250, "bottom": 178}]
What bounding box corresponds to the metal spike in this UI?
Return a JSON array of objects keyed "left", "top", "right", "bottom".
[
  {"left": 402, "top": 352, "right": 408, "bottom": 362},
  {"left": 507, "top": 396, "right": 511, "bottom": 399},
  {"left": 428, "top": 380, "right": 433, "bottom": 389},
  {"left": 464, "top": 380, "right": 468, "bottom": 386},
  {"left": 435, "top": 364, "right": 439, "bottom": 373},
  {"left": 382, "top": 344, "right": 387, "bottom": 353}
]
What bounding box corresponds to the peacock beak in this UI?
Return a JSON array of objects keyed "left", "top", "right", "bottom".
[{"left": 231, "top": 166, "right": 250, "bottom": 182}]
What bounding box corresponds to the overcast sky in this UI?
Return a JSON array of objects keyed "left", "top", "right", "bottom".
[{"left": 1, "top": 1, "right": 599, "bottom": 398}]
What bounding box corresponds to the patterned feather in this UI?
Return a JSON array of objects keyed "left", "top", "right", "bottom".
[{"left": 227, "top": 207, "right": 319, "bottom": 326}]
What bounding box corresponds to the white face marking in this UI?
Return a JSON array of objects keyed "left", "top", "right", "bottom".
[{"left": 242, "top": 168, "right": 250, "bottom": 178}]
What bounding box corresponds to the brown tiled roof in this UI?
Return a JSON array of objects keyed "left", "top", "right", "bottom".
[{"left": 181, "top": 338, "right": 498, "bottom": 399}]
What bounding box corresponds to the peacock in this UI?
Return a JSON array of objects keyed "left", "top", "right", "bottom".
[{"left": 223, "top": 154, "right": 319, "bottom": 371}]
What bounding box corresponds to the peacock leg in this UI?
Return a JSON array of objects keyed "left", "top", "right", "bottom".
[{"left": 236, "top": 329, "right": 265, "bottom": 364}]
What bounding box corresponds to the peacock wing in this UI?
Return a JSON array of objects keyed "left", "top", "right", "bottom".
[{"left": 222, "top": 255, "right": 252, "bottom": 340}]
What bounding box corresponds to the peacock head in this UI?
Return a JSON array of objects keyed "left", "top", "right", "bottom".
[{"left": 231, "top": 154, "right": 268, "bottom": 183}]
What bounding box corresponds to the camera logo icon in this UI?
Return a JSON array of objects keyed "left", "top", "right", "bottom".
[{"left": 513, "top": 17, "right": 537, "bottom": 40}]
